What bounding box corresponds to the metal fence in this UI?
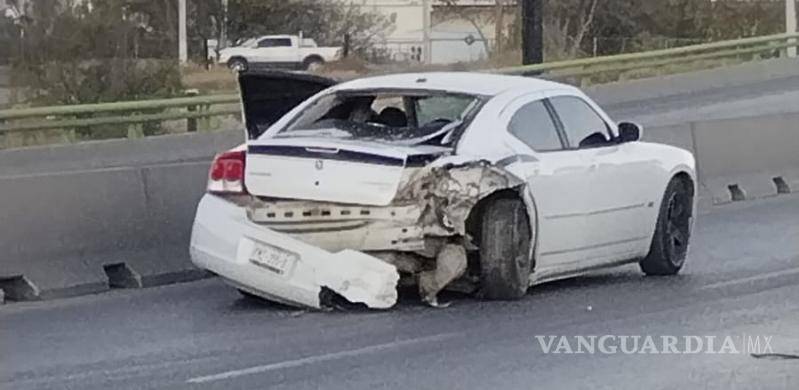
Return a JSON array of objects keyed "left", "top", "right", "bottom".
[{"left": 1, "top": 32, "right": 798, "bottom": 145}]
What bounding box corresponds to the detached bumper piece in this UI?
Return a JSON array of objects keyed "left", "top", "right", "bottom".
[{"left": 190, "top": 194, "right": 399, "bottom": 309}]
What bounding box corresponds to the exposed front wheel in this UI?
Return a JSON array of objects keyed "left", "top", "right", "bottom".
[
  {"left": 479, "top": 198, "right": 533, "bottom": 300},
  {"left": 640, "top": 177, "right": 694, "bottom": 276}
]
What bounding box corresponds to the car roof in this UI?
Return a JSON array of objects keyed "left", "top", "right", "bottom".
[{"left": 331, "top": 72, "right": 574, "bottom": 97}]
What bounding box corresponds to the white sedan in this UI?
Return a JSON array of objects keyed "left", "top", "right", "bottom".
[{"left": 190, "top": 71, "right": 697, "bottom": 309}]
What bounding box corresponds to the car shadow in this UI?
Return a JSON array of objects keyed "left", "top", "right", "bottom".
[
  {"left": 229, "top": 293, "right": 306, "bottom": 313},
  {"left": 532, "top": 271, "right": 643, "bottom": 293},
  {"left": 224, "top": 267, "right": 696, "bottom": 314}
]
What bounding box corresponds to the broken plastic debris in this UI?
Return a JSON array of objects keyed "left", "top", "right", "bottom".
[
  {"left": 315, "top": 249, "right": 400, "bottom": 309},
  {"left": 419, "top": 244, "right": 468, "bottom": 307}
]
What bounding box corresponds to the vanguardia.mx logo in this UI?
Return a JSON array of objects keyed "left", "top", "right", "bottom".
[{"left": 534, "top": 334, "right": 774, "bottom": 355}]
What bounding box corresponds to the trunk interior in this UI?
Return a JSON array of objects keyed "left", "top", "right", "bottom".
[{"left": 238, "top": 71, "right": 337, "bottom": 139}]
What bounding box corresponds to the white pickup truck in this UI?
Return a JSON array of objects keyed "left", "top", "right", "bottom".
[{"left": 218, "top": 35, "right": 342, "bottom": 71}]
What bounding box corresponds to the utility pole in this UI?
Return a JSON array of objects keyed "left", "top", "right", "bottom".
[
  {"left": 422, "top": 0, "right": 432, "bottom": 64},
  {"left": 788, "top": 0, "right": 797, "bottom": 58},
  {"left": 521, "top": 0, "right": 543, "bottom": 65},
  {"left": 220, "top": 0, "right": 228, "bottom": 50},
  {"left": 178, "top": 0, "right": 188, "bottom": 63}
]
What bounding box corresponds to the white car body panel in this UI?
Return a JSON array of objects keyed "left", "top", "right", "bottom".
[
  {"left": 253, "top": 43, "right": 298, "bottom": 64},
  {"left": 245, "top": 138, "right": 448, "bottom": 206},
  {"left": 190, "top": 72, "right": 697, "bottom": 310}
]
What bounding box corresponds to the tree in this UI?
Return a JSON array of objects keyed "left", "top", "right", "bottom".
[
  {"left": 545, "top": 0, "right": 598, "bottom": 58},
  {"left": 504, "top": 0, "right": 784, "bottom": 60},
  {"left": 12, "top": 0, "right": 183, "bottom": 107},
  {"left": 0, "top": 5, "right": 20, "bottom": 65},
  {"left": 587, "top": 0, "right": 783, "bottom": 55}
]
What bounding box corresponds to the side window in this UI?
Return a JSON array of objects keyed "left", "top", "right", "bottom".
[
  {"left": 258, "top": 38, "right": 292, "bottom": 48},
  {"left": 415, "top": 95, "right": 474, "bottom": 125},
  {"left": 549, "top": 96, "right": 611, "bottom": 148},
  {"left": 257, "top": 39, "right": 273, "bottom": 48},
  {"left": 507, "top": 100, "right": 563, "bottom": 151}
]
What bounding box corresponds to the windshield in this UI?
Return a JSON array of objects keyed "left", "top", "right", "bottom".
[
  {"left": 274, "top": 91, "right": 483, "bottom": 146},
  {"left": 235, "top": 38, "right": 258, "bottom": 47}
]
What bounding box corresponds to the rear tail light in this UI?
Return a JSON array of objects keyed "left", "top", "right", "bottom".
[{"left": 208, "top": 150, "right": 247, "bottom": 194}]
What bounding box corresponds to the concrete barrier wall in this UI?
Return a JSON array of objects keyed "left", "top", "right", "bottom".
[
  {"left": 0, "top": 130, "right": 242, "bottom": 177},
  {"left": 1, "top": 105, "right": 798, "bottom": 301},
  {"left": 642, "top": 123, "right": 695, "bottom": 154},
  {"left": 0, "top": 162, "right": 214, "bottom": 299},
  {"left": 691, "top": 113, "right": 799, "bottom": 203},
  {"left": 0, "top": 131, "right": 241, "bottom": 300},
  {"left": 646, "top": 112, "right": 799, "bottom": 205}
]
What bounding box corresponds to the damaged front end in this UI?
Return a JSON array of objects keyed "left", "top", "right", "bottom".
[{"left": 221, "top": 158, "right": 527, "bottom": 309}]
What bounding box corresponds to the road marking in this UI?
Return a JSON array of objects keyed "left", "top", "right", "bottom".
[
  {"left": 186, "top": 332, "right": 460, "bottom": 384},
  {"left": 701, "top": 268, "right": 799, "bottom": 291}
]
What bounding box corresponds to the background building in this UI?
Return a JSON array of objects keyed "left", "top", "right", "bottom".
[{"left": 362, "top": 0, "right": 514, "bottom": 64}]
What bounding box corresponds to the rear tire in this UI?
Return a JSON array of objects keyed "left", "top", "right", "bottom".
[
  {"left": 479, "top": 198, "right": 533, "bottom": 300},
  {"left": 303, "top": 56, "right": 324, "bottom": 71},
  {"left": 640, "top": 177, "right": 693, "bottom": 276}
]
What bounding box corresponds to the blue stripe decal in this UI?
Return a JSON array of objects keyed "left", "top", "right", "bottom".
[{"left": 248, "top": 145, "right": 405, "bottom": 167}]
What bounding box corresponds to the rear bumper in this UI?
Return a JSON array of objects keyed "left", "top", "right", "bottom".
[{"left": 189, "top": 194, "right": 399, "bottom": 309}]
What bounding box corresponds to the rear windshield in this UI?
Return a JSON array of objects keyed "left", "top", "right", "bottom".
[{"left": 274, "top": 90, "right": 483, "bottom": 146}]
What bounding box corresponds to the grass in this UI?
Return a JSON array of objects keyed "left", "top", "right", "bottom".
[{"left": 182, "top": 64, "right": 238, "bottom": 94}]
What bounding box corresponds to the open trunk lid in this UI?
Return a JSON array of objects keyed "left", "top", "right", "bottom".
[
  {"left": 245, "top": 138, "right": 448, "bottom": 206},
  {"left": 238, "top": 70, "right": 337, "bottom": 139}
]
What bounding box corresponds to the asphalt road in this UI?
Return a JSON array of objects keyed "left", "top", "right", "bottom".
[
  {"left": 601, "top": 73, "right": 799, "bottom": 126},
  {"left": 2, "top": 194, "right": 798, "bottom": 389}
]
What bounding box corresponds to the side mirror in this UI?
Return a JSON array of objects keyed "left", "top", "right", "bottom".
[{"left": 618, "top": 121, "right": 643, "bottom": 143}]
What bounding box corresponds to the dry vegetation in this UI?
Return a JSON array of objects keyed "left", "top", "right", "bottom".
[{"left": 182, "top": 64, "right": 239, "bottom": 93}]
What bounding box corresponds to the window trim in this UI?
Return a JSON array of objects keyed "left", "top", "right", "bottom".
[
  {"left": 546, "top": 95, "right": 616, "bottom": 150},
  {"left": 505, "top": 98, "right": 568, "bottom": 153}
]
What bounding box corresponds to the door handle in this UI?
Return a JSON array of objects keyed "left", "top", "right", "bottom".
[{"left": 588, "top": 163, "right": 598, "bottom": 171}]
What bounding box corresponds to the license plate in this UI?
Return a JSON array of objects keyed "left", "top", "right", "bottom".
[{"left": 249, "top": 242, "right": 297, "bottom": 276}]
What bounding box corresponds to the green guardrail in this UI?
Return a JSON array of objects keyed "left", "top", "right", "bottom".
[
  {"left": 492, "top": 32, "right": 799, "bottom": 76},
  {"left": 1, "top": 32, "right": 798, "bottom": 143}
]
